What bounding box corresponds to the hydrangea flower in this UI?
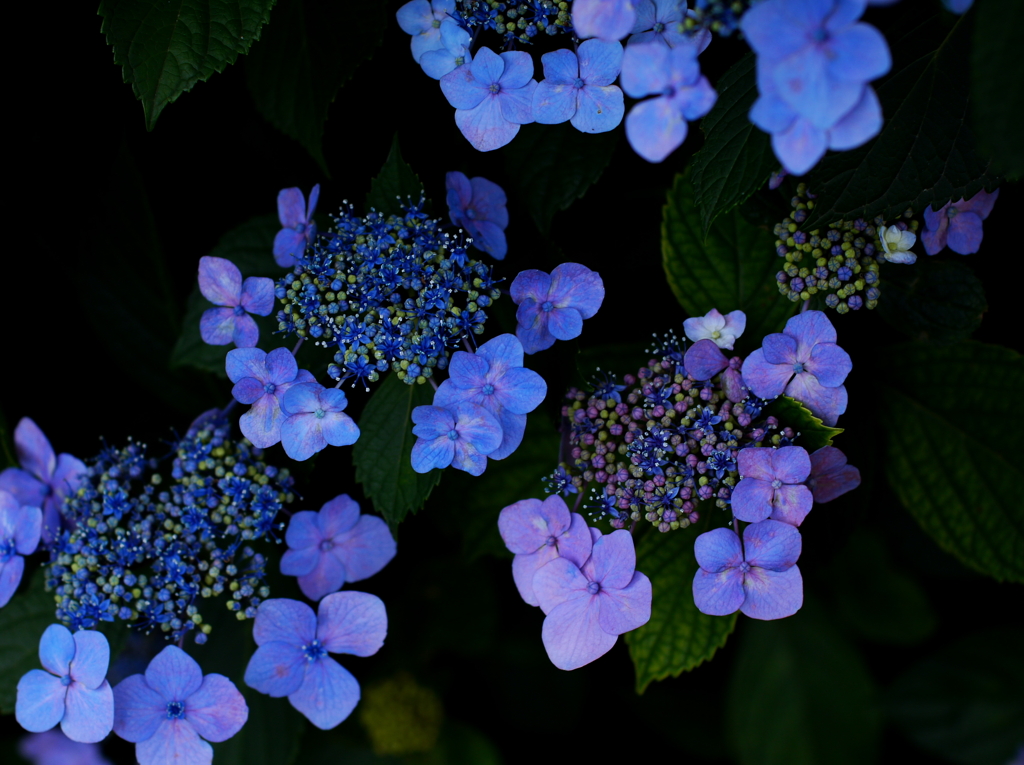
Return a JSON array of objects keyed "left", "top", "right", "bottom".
[
  {"left": 942, "top": 0, "right": 973, "bottom": 12},
  {"left": 419, "top": 19, "right": 472, "bottom": 79},
  {"left": 112, "top": 645, "right": 247, "bottom": 765},
  {"left": 1, "top": 490, "right": 41, "bottom": 607},
  {"left": 433, "top": 334, "right": 547, "bottom": 459},
  {"left": 741, "top": 311, "right": 851, "bottom": 426},
  {"left": 806, "top": 446, "right": 861, "bottom": 503},
  {"left": 281, "top": 494, "right": 396, "bottom": 601},
  {"left": 396, "top": 0, "right": 454, "bottom": 61},
  {"left": 629, "top": 0, "right": 711, "bottom": 51},
  {"left": 16, "top": 625, "right": 114, "bottom": 743},
  {"left": 510, "top": 263, "right": 605, "bottom": 354},
  {"left": 533, "top": 40, "right": 625, "bottom": 134},
  {"left": 573, "top": 0, "right": 637, "bottom": 41},
  {"left": 0, "top": 417, "right": 85, "bottom": 546},
  {"left": 244, "top": 593, "right": 387, "bottom": 729},
  {"left": 226, "top": 347, "right": 316, "bottom": 448},
  {"left": 683, "top": 308, "right": 746, "bottom": 350},
  {"left": 445, "top": 171, "right": 509, "bottom": 259},
  {"left": 620, "top": 40, "right": 717, "bottom": 162},
  {"left": 198, "top": 256, "right": 275, "bottom": 348},
  {"left": 498, "top": 495, "right": 593, "bottom": 606},
  {"left": 879, "top": 225, "right": 918, "bottom": 264},
  {"left": 683, "top": 339, "right": 730, "bottom": 381},
  {"left": 18, "top": 729, "right": 112, "bottom": 765},
  {"left": 440, "top": 47, "right": 537, "bottom": 151},
  {"left": 280, "top": 382, "right": 360, "bottom": 461},
  {"left": 922, "top": 189, "right": 1000, "bottom": 256},
  {"left": 732, "top": 446, "right": 813, "bottom": 526},
  {"left": 533, "top": 529, "right": 652, "bottom": 670},
  {"left": 274, "top": 185, "right": 319, "bottom": 268},
  {"left": 692, "top": 520, "right": 803, "bottom": 620},
  {"left": 410, "top": 403, "right": 503, "bottom": 476}
]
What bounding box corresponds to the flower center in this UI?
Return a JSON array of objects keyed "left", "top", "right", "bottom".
[
  {"left": 233, "top": 305, "right": 246, "bottom": 316},
  {"left": 792, "top": 362, "right": 805, "bottom": 373},
  {"left": 466, "top": 207, "right": 476, "bottom": 219},
  {"left": 947, "top": 206, "right": 959, "bottom": 219},
  {"left": 447, "top": 428, "right": 460, "bottom": 441},
  {"left": 653, "top": 21, "right": 665, "bottom": 33},
  {"left": 586, "top": 581, "right": 601, "bottom": 595},
  {"left": 771, "top": 479, "right": 783, "bottom": 489},
  {"left": 264, "top": 382, "right": 276, "bottom": 394},
  {"left": 61, "top": 674, "right": 72, "bottom": 687},
  {"left": 314, "top": 408, "right": 326, "bottom": 419},
  {"left": 573, "top": 77, "right": 585, "bottom": 89},
  {"left": 711, "top": 330, "right": 721, "bottom": 339},
  {"left": 812, "top": 27, "right": 829, "bottom": 43},
  {"left": 545, "top": 535, "right": 557, "bottom": 547},
  {"left": 295, "top": 222, "right": 306, "bottom": 234},
  {"left": 303, "top": 639, "right": 328, "bottom": 662},
  {"left": 0, "top": 538, "right": 14, "bottom": 563},
  {"left": 166, "top": 701, "right": 186, "bottom": 719},
  {"left": 488, "top": 83, "right": 501, "bottom": 94},
  {"left": 319, "top": 539, "right": 334, "bottom": 552},
  {"left": 432, "top": 19, "right": 440, "bottom": 28},
  {"left": 739, "top": 561, "right": 751, "bottom": 573},
  {"left": 541, "top": 301, "right": 554, "bottom": 312},
  {"left": 482, "top": 383, "right": 495, "bottom": 395}
]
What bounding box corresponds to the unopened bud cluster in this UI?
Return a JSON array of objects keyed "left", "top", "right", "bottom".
[
  {"left": 47, "top": 411, "right": 294, "bottom": 643},
  {"left": 456, "top": 0, "right": 572, "bottom": 44},
  {"left": 683, "top": 0, "right": 753, "bottom": 36}
]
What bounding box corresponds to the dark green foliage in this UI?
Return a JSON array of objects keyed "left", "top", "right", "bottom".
[
  {"left": 878, "top": 258, "right": 987, "bottom": 343},
  {"left": 769, "top": 395, "right": 843, "bottom": 451},
  {"left": 365, "top": 135, "right": 426, "bottom": 218},
  {"left": 0, "top": 571, "right": 54, "bottom": 714},
  {"left": 972, "top": 0, "right": 1024, "bottom": 179}
]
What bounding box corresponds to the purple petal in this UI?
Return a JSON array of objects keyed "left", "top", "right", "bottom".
[
  {"left": 244, "top": 641, "right": 307, "bottom": 697},
  {"left": 498, "top": 50, "right": 535, "bottom": 90},
  {"left": 477, "top": 333, "right": 526, "bottom": 374},
  {"left": 549, "top": 263, "right": 605, "bottom": 318},
  {"left": 111, "top": 674, "right": 164, "bottom": 742},
  {"left": 440, "top": 63, "right": 488, "bottom": 110},
  {"left": 560, "top": 512, "right": 594, "bottom": 568},
  {"left": 773, "top": 47, "right": 862, "bottom": 131},
  {"left": 498, "top": 497, "right": 569, "bottom": 554},
  {"left": 445, "top": 171, "right": 473, "bottom": 214},
  {"left": 693, "top": 527, "right": 743, "bottom": 573},
  {"left": 771, "top": 446, "right": 812, "bottom": 484},
  {"left": 15, "top": 669, "right": 67, "bottom": 732},
  {"left": 590, "top": 530, "right": 637, "bottom": 590},
  {"left": 240, "top": 277, "right": 275, "bottom": 316},
  {"left": 676, "top": 75, "right": 717, "bottom": 121},
  {"left": 744, "top": 519, "right": 802, "bottom": 570},
  {"left": 626, "top": 95, "right": 687, "bottom": 163},
  {"left": 136, "top": 719, "right": 212, "bottom": 765},
  {"left": 144, "top": 646, "right": 202, "bottom": 703},
  {"left": 239, "top": 396, "right": 284, "bottom": 448},
  {"left": 498, "top": 81, "right": 538, "bottom": 125},
  {"left": 197, "top": 257, "right": 241, "bottom": 307},
  {"left": 288, "top": 657, "right": 360, "bottom": 730},
  {"left": 273, "top": 228, "right": 304, "bottom": 268},
  {"left": 446, "top": 351, "right": 490, "bottom": 390},
  {"left": 467, "top": 176, "right": 509, "bottom": 227},
  {"left": 730, "top": 477, "right": 774, "bottom": 523},
  {"left": 280, "top": 547, "right": 319, "bottom": 577},
  {"left": 516, "top": 317, "right": 556, "bottom": 355},
  {"left": 453, "top": 404, "right": 503, "bottom": 455},
  {"left": 693, "top": 567, "right": 745, "bottom": 615},
  {"left": 490, "top": 410, "right": 527, "bottom": 460},
  {"left": 533, "top": 80, "right": 578, "bottom": 125},
  {"left": 684, "top": 339, "right": 729, "bottom": 380},
  {"left": 785, "top": 309, "right": 838, "bottom": 351},
  {"left": 61, "top": 682, "right": 114, "bottom": 743},
  {"left": 284, "top": 510, "right": 321, "bottom": 552},
  {"left": 772, "top": 116, "right": 827, "bottom": 176},
  {"left": 281, "top": 415, "right": 326, "bottom": 461},
  {"left": 620, "top": 40, "right": 669, "bottom": 97},
  {"left": 737, "top": 448, "right": 775, "bottom": 482},
  {"left": 750, "top": 91, "right": 796, "bottom": 134},
  {"left": 467, "top": 219, "right": 507, "bottom": 259},
  {"left": 306, "top": 184, "right": 320, "bottom": 218},
  {"left": 741, "top": 348, "right": 793, "bottom": 399},
  {"left": 768, "top": 484, "right": 814, "bottom": 526},
  {"left": 546, "top": 306, "right": 584, "bottom": 342},
  {"left": 298, "top": 551, "right": 346, "bottom": 601},
  {"left": 572, "top": 85, "right": 625, "bottom": 133},
  {"left": 960, "top": 188, "right": 999, "bottom": 218},
  {"left": 947, "top": 211, "right": 984, "bottom": 254},
  {"left": 762, "top": 332, "right": 799, "bottom": 365},
  {"left": 597, "top": 570, "right": 652, "bottom": 635},
  {"left": 333, "top": 515, "right": 396, "bottom": 582},
  {"left": 199, "top": 307, "right": 235, "bottom": 346},
  {"left": 39, "top": 623, "right": 75, "bottom": 677},
  {"left": 319, "top": 494, "right": 361, "bottom": 538},
  {"left": 0, "top": 554, "right": 24, "bottom": 607},
  {"left": 224, "top": 347, "right": 267, "bottom": 383},
  {"left": 14, "top": 418, "right": 55, "bottom": 482},
  {"left": 784, "top": 375, "right": 848, "bottom": 427},
  {"left": 739, "top": 0, "right": 806, "bottom": 62},
  {"left": 579, "top": 38, "right": 624, "bottom": 85},
  {"left": 277, "top": 188, "right": 306, "bottom": 228},
  {"left": 253, "top": 599, "right": 316, "bottom": 647},
  {"left": 827, "top": 23, "right": 890, "bottom": 84},
  {"left": 317, "top": 591, "right": 388, "bottom": 656},
  {"left": 828, "top": 84, "right": 882, "bottom": 151},
  {"left": 541, "top": 594, "right": 617, "bottom": 670},
  {"left": 741, "top": 565, "right": 803, "bottom": 620},
  {"left": 0, "top": 468, "right": 47, "bottom": 511},
  {"left": 184, "top": 674, "right": 247, "bottom": 743},
  {"left": 320, "top": 412, "right": 360, "bottom": 448},
  {"left": 540, "top": 48, "right": 579, "bottom": 83},
  {"left": 722, "top": 368, "right": 747, "bottom": 403},
  {"left": 806, "top": 343, "right": 852, "bottom": 388},
  {"left": 510, "top": 269, "right": 552, "bottom": 304},
  {"left": 470, "top": 45, "right": 504, "bottom": 85},
  {"left": 69, "top": 631, "right": 109, "bottom": 690},
  {"left": 573, "top": 0, "right": 638, "bottom": 42},
  {"left": 534, "top": 556, "right": 590, "bottom": 615},
  {"left": 451, "top": 444, "right": 489, "bottom": 475},
  {"left": 921, "top": 217, "right": 948, "bottom": 255},
  {"left": 231, "top": 378, "right": 264, "bottom": 406},
  {"left": 493, "top": 367, "right": 546, "bottom": 415},
  {"left": 808, "top": 447, "right": 861, "bottom": 503},
  {"left": 511, "top": 547, "right": 558, "bottom": 606},
  {"left": 14, "top": 504, "right": 42, "bottom": 556},
  {"left": 231, "top": 314, "right": 260, "bottom": 348}
]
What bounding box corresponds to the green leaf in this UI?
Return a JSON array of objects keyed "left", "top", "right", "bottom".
[
  {"left": 972, "top": 0, "right": 1024, "bottom": 180},
  {"left": 727, "top": 601, "right": 879, "bottom": 765},
  {"left": 882, "top": 341, "right": 1024, "bottom": 582},
  {"left": 627, "top": 523, "right": 738, "bottom": 693},
  {"left": 804, "top": 13, "right": 1000, "bottom": 229},
  {"left": 245, "top": 0, "right": 385, "bottom": 175},
  {"left": 169, "top": 215, "right": 287, "bottom": 376},
  {"left": 768, "top": 395, "right": 843, "bottom": 451},
  {"left": 0, "top": 571, "right": 56, "bottom": 714},
  {"left": 502, "top": 122, "right": 619, "bottom": 236},
  {"left": 353, "top": 374, "right": 441, "bottom": 528},
  {"left": 99, "top": 0, "right": 276, "bottom": 130},
  {"left": 877, "top": 259, "right": 987, "bottom": 343},
  {"left": 690, "top": 53, "right": 776, "bottom": 237},
  {"left": 888, "top": 629, "right": 1024, "bottom": 765},
  {"left": 662, "top": 171, "right": 797, "bottom": 347},
  {"left": 365, "top": 135, "right": 426, "bottom": 218},
  {"left": 214, "top": 686, "right": 306, "bottom": 765}
]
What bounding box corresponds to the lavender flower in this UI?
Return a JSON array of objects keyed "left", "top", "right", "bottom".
[
  {"left": 227, "top": 347, "right": 316, "bottom": 448},
  {"left": 629, "top": 0, "right": 711, "bottom": 51},
  {"left": 440, "top": 47, "right": 537, "bottom": 152},
  {"left": 510, "top": 263, "right": 605, "bottom": 354},
  {"left": 112, "top": 645, "right": 247, "bottom": 764},
  {"left": 244, "top": 593, "right": 387, "bottom": 729},
  {"left": 420, "top": 19, "right": 472, "bottom": 79},
  {"left": 410, "top": 403, "right": 503, "bottom": 476},
  {"left": 533, "top": 528, "right": 652, "bottom": 670},
  {"left": 692, "top": 520, "right": 803, "bottom": 619},
  {"left": 741, "top": 310, "right": 851, "bottom": 426},
  {"left": 281, "top": 494, "right": 396, "bottom": 601},
  {"left": 498, "top": 495, "right": 593, "bottom": 606},
  {"left": 731, "top": 446, "right": 813, "bottom": 526},
  {"left": 445, "top": 171, "right": 509, "bottom": 259},
  {"left": 273, "top": 185, "right": 319, "bottom": 268},
  {"left": 0, "top": 489, "right": 41, "bottom": 607},
  {"left": 0, "top": 417, "right": 85, "bottom": 546},
  {"left": 18, "top": 730, "right": 112, "bottom": 765},
  {"left": 806, "top": 446, "right": 861, "bottom": 503},
  {"left": 16, "top": 625, "right": 114, "bottom": 743},
  {"left": 683, "top": 308, "right": 746, "bottom": 350},
  {"left": 922, "top": 189, "right": 1000, "bottom": 256},
  {"left": 197, "top": 256, "right": 275, "bottom": 348},
  {"left": 280, "top": 382, "right": 360, "bottom": 461},
  {"left": 573, "top": 0, "right": 638, "bottom": 41},
  {"left": 682, "top": 339, "right": 730, "bottom": 381},
  {"left": 533, "top": 40, "right": 625, "bottom": 134},
  {"left": 396, "top": 0, "right": 454, "bottom": 62}
]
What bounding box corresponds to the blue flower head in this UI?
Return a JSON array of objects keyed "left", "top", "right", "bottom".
[
  {"left": 446, "top": 171, "right": 509, "bottom": 259},
  {"left": 533, "top": 40, "right": 625, "bottom": 134},
  {"left": 0, "top": 489, "right": 42, "bottom": 606},
  {"left": 510, "top": 263, "right": 605, "bottom": 354}
]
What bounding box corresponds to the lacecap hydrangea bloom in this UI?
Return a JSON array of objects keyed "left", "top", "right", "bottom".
[
  {"left": 532, "top": 39, "right": 625, "bottom": 134},
  {"left": 445, "top": 171, "right": 509, "bottom": 259},
  {"left": 510, "top": 263, "right": 605, "bottom": 354},
  {"left": 274, "top": 185, "right": 319, "bottom": 268},
  {"left": 1, "top": 489, "right": 41, "bottom": 607},
  {"left": 922, "top": 189, "right": 999, "bottom": 256},
  {"left": 226, "top": 347, "right": 316, "bottom": 449},
  {"left": 280, "top": 382, "right": 360, "bottom": 461},
  {"left": 410, "top": 403, "right": 503, "bottom": 476},
  {"left": 198, "top": 256, "right": 275, "bottom": 348},
  {"left": 731, "top": 445, "right": 814, "bottom": 526},
  {"left": 396, "top": 0, "right": 454, "bottom": 61}
]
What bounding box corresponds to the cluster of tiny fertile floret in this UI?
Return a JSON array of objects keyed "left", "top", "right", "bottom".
[
  {"left": 773, "top": 184, "right": 917, "bottom": 314},
  {"left": 547, "top": 335, "right": 798, "bottom": 533},
  {"left": 275, "top": 200, "right": 501, "bottom": 386},
  {"left": 454, "top": 1, "right": 572, "bottom": 44},
  {"left": 47, "top": 413, "right": 295, "bottom": 643},
  {"left": 683, "top": 0, "right": 754, "bottom": 36}
]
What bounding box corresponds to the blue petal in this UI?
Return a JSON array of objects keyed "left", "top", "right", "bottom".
[
  {"left": 411, "top": 434, "right": 455, "bottom": 472},
  {"left": 578, "top": 38, "right": 623, "bottom": 86},
  {"left": 533, "top": 80, "right": 577, "bottom": 125},
  {"left": 827, "top": 85, "right": 881, "bottom": 151},
  {"left": 440, "top": 64, "right": 488, "bottom": 110},
  {"left": 771, "top": 116, "right": 827, "bottom": 176},
  {"left": 625, "top": 96, "right": 687, "bottom": 163},
  {"left": 16, "top": 669, "right": 67, "bottom": 733},
  {"left": 620, "top": 41, "right": 669, "bottom": 98},
  {"left": 288, "top": 657, "right": 360, "bottom": 730},
  {"left": 420, "top": 48, "right": 457, "bottom": 80},
  {"left": 571, "top": 85, "right": 624, "bottom": 133},
  {"left": 244, "top": 642, "right": 307, "bottom": 697},
  {"left": 455, "top": 98, "right": 519, "bottom": 152}
]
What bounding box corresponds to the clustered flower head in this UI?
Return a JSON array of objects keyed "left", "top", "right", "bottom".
[
  {"left": 275, "top": 196, "right": 501, "bottom": 387},
  {"left": 46, "top": 411, "right": 295, "bottom": 642}
]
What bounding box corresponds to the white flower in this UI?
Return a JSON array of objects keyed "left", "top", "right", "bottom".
[
  {"left": 879, "top": 225, "right": 917, "bottom": 264},
  {"left": 683, "top": 308, "right": 746, "bottom": 350}
]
